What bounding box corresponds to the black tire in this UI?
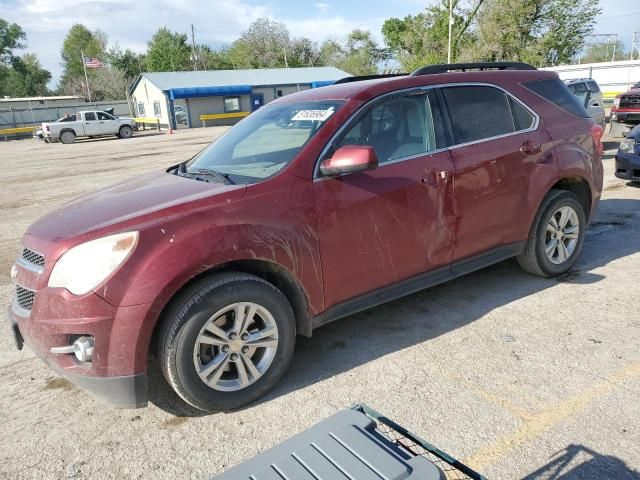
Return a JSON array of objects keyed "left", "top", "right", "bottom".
[
  {"left": 157, "top": 272, "right": 296, "bottom": 412},
  {"left": 118, "top": 125, "right": 133, "bottom": 139},
  {"left": 517, "top": 189, "right": 587, "bottom": 277},
  {"left": 60, "top": 131, "right": 76, "bottom": 144}
]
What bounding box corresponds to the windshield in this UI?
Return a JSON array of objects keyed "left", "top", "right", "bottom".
[{"left": 186, "top": 100, "right": 342, "bottom": 183}]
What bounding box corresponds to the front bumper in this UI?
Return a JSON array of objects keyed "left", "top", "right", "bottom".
[
  {"left": 615, "top": 151, "right": 640, "bottom": 181},
  {"left": 610, "top": 111, "right": 640, "bottom": 124},
  {"left": 7, "top": 292, "right": 152, "bottom": 409}
]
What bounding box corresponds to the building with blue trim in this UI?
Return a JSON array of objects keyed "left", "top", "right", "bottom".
[{"left": 128, "top": 67, "right": 350, "bottom": 130}]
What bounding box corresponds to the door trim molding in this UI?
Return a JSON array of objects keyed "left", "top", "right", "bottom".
[{"left": 311, "top": 241, "right": 525, "bottom": 330}]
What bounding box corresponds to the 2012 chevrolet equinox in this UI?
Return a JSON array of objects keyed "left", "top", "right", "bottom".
[{"left": 8, "top": 62, "right": 604, "bottom": 411}]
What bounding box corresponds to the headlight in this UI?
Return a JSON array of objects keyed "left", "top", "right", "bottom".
[
  {"left": 614, "top": 97, "right": 621, "bottom": 108},
  {"left": 619, "top": 138, "right": 637, "bottom": 153},
  {"left": 48, "top": 232, "right": 138, "bottom": 295}
]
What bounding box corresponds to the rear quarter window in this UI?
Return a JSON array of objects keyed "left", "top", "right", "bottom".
[{"left": 524, "top": 78, "right": 590, "bottom": 118}]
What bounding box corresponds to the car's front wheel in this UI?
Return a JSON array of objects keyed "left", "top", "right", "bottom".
[
  {"left": 158, "top": 273, "right": 296, "bottom": 412},
  {"left": 517, "top": 189, "right": 586, "bottom": 277},
  {"left": 118, "top": 125, "right": 134, "bottom": 139}
]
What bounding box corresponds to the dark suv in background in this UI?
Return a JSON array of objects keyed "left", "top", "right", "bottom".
[{"left": 8, "top": 62, "right": 603, "bottom": 412}]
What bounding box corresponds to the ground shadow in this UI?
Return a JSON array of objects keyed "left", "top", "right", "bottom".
[
  {"left": 522, "top": 444, "right": 640, "bottom": 479},
  {"left": 149, "top": 198, "right": 640, "bottom": 416}
]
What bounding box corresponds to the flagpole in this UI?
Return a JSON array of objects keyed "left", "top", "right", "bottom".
[{"left": 81, "top": 50, "right": 92, "bottom": 102}]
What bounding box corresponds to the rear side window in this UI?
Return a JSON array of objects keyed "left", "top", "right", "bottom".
[
  {"left": 523, "top": 78, "right": 590, "bottom": 118},
  {"left": 442, "top": 86, "right": 528, "bottom": 144},
  {"left": 84, "top": 112, "right": 96, "bottom": 121},
  {"left": 587, "top": 81, "right": 600, "bottom": 93}
]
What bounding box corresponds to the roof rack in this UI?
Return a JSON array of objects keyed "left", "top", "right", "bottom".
[
  {"left": 333, "top": 73, "right": 408, "bottom": 85},
  {"left": 410, "top": 62, "right": 536, "bottom": 76}
]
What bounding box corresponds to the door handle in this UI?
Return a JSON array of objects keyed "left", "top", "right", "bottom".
[{"left": 520, "top": 141, "right": 542, "bottom": 155}]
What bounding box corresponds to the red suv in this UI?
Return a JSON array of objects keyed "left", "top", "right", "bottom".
[{"left": 8, "top": 63, "right": 603, "bottom": 412}]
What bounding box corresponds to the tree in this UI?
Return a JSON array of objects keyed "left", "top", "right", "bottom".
[
  {"left": 0, "top": 19, "right": 51, "bottom": 97},
  {"left": 469, "top": 0, "right": 601, "bottom": 66},
  {"left": 105, "top": 45, "right": 145, "bottom": 80},
  {"left": 320, "top": 30, "right": 384, "bottom": 75},
  {"left": 4, "top": 54, "right": 51, "bottom": 96},
  {"left": 145, "top": 27, "right": 191, "bottom": 71},
  {"left": 239, "top": 18, "right": 290, "bottom": 68},
  {"left": 579, "top": 40, "right": 625, "bottom": 64},
  {"left": 382, "top": 1, "right": 480, "bottom": 70},
  {"left": 60, "top": 24, "right": 107, "bottom": 85},
  {"left": 0, "top": 18, "right": 26, "bottom": 67}
]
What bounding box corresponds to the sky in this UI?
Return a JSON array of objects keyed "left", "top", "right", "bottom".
[{"left": 0, "top": 0, "right": 638, "bottom": 87}]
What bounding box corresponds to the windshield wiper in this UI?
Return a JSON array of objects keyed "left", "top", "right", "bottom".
[{"left": 186, "top": 167, "right": 235, "bottom": 185}]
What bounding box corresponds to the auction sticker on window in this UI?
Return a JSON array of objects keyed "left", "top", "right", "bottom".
[{"left": 291, "top": 107, "right": 335, "bottom": 122}]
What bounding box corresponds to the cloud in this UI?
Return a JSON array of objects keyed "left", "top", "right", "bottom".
[
  {"left": 3, "top": 0, "right": 274, "bottom": 85},
  {"left": 313, "top": 2, "right": 330, "bottom": 12}
]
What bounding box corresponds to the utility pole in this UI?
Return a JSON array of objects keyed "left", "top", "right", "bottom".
[
  {"left": 447, "top": 0, "right": 453, "bottom": 64},
  {"left": 632, "top": 32, "right": 640, "bottom": 61},
  {"left": 191, "top": 24, "right": 198, "bottom": 71}
]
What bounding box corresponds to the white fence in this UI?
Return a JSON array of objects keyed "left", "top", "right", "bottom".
[{"left": 543, "top": 60, "right": 640, "bottom": 101}]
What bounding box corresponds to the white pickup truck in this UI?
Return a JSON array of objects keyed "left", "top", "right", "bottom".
[{"left": 42, "top": 110, "right": 136, "bottom": 144}]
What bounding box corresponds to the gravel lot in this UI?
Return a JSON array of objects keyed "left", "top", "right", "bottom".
[{"left": 1, "top": 130, "right": 639, "bottom": 479}]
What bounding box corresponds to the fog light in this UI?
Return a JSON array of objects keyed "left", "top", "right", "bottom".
[{"left": 73, "top": 336, "right": 94, "bottom": 362}]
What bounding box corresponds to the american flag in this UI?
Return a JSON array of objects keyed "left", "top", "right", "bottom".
[{"left": 83, "top": 56, "right": 104, "bottom": 68}]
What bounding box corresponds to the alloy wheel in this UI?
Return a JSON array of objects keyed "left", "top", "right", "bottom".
[
  {"left": 544, "top": 205, "right": 580, "bottom": 265},
  {"left": 192, "top": 302, "right": 279, "bottom": 392}
]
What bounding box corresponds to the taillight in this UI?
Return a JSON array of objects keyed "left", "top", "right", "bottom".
[
  {"left": 44, "top": 125, "right": 49, "bottom": 132},
  {"left": 590, "top": 123, "right": 604, "bottom": 155}
]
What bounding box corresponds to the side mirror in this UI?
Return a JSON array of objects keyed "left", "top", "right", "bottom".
[{"left": 319, "top": 145, "right": 379, "bottom": 177}]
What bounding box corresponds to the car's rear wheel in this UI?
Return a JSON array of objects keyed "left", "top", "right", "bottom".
[
  {"left": 60, "top": 131, "right": 76, "bottom": 144},
  {"left": 118, "top": 125, "right": 133, "bottom": 139},
  {"left": 517, "top": 190, "right": 586, "bottom": 277},
  {"left": 158, "top": 273, "right": 296, "bottom": 412}
]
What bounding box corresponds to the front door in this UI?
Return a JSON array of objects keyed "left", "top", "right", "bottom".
[
  {"left": 251, "top": 94, "right": 264, "bottom": 112},
  {"left": 314, "top": 90, "right": 456, "bottom": 308}
]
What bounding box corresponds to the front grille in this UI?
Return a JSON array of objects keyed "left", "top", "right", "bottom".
[
  {"left": 21, "top": 247, "right": 45, "bottom": 268},
  {"left": 15, "top": 285, "right": 36, "bottom": 311},
  {"left": 620, "top": 95, "right": 640, "bottom": 109}
]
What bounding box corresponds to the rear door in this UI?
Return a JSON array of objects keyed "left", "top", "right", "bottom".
[
  {"left": 313, "top": 89, "right": 456, "bottom": 307},
  {"left": 439, "top": 84, "right": 549, "bottom": 262},
  {"left": 82, "top": 111, "right": 100, "bottom": 135}
]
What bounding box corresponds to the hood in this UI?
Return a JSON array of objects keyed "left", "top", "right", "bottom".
[
  {"left": 627, "top": 124, "right": 640, "bottom": 140},
  {"left": 27, "top": 170, "right": 246, "bottom": 243}
]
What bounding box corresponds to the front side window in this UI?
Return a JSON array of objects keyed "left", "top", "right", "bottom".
[
  {"left": 224, "top": 97, "right": 241, "bottom": 113},
  {"left": 334, "top": 92, "right": 439, "bottom": 164},
  {"left": 97, "top": 112, "right": 115, "bottom": 120},
  {"left": 187, "top": 101, "right": 342, "bottom": 183},
  {"left": 443, "top": 85, "right": 524, "bottom": 144}
]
